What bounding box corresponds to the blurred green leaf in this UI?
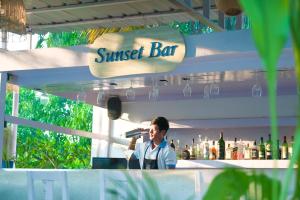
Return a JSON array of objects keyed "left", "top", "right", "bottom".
[{"left": 203, "top": 168, "right": 250, "bottom": 200}]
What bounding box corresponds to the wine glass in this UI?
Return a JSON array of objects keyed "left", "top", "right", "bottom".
[
  {"left": 126, "top": 80, "right": 135, "bottom": 101},
  {"left": 251, "top": 84, "right": 262, "bottom": 97},
  {"left": 96, "top": 89, "right": 105, "bottom": 105},
  {"left": 149, "top": 78, "right": 159, "bottom": 101},
  {"left": 210, "top": 83, "right": 220, "bottom": 96},
  {"left": 203, "top": 85, "right": 210, "bottom": 99},
  {"left": 76, "top": 90, "right": 87, "bottom": 103},
  {"left": 183, "top": 78, "right": 192, "bottom": 97}
]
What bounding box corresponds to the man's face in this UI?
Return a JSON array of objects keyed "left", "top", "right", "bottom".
[{"left": 149, "top": 124, "right": 165, "bottom": 144}]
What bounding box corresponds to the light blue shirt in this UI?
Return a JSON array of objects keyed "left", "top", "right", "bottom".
[{"left": 133, "top": 139, "right": 177, "bottom": 169}]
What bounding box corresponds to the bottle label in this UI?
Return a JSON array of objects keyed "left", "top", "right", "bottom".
[
  {"left": 251, "top": 149, "right": 258, "bottom": 159},
  {"left": 282, "top": 147, "right": 288, "bottom": 159},
  {"left": 225, "top": 150, "right": 232, "bottom": 159},
  {"left": 259, "top": 151, "right": 264, "bottom": 159},
  {"left": 288, "top": 147, "right": 293, "bottom": 157}
]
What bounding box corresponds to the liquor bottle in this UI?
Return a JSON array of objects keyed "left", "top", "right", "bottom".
[
  {"left": 288, "top": 136, "right": 294, "bottom": 158},
  {"left": 277, "top": 139, "right": 281, "bottom": 160},
  {"left": 265, "top": 134, "right": 272, "bottom": 159},
  {"left": 237, "top": 139, "right": 244, "bottom": 160},
  {"left": 198, "top": 134, "right": 204, "bottom": 159},
  {"left": 225, "top": 144, "right": 232, "bottom": 160},
  {"left": 218, "top": 132, "right": 225, "bottom": 160},
  {"left": 244, "top": 143, "right": 251, "bottom": 160},
  {"left": 170, "top": 139, "right": 175, "bottom": 150},
  {"left": 281, "top": 136, "right": 288, "bottom": 160},
  {"left": 251, "top": 140, "right": 258, "bottom": 160},
  {"left": 176, "top": 139, "right": 181, "bottom": 159},
  {"left": 203, "top": 137, "right": 210, "bottom": 160},
  {"left": 182, "top": 145, "right": 190, "bottom": 160},
  {"left": 190, "top": 138, "right": 196, "bottom": 160},
  {"left": 209, "top": 141, "right": 217, "bottom": 160},
  {"left": 232, "top": 138, "right": 238, "bottom": 160},
  {"left": 258, "top": 137, "right": 265, "bottom": 160}
]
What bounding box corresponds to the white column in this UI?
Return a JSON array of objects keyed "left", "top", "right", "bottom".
[
  {"left": 11, "top": 87, "right": 19, "bottom": 164},
  {"left": 92, "top": 106, "right": 110, "bottom": 157},
  {"left": 0, "top": 72, "right": 7, "bottom": 168}
]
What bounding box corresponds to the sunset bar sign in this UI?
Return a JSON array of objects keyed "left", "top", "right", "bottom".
[{"left": 88, "top": 26, "right": 186, "bottom": 78}]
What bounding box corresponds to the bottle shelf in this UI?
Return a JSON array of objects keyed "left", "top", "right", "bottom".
[{"left": 176, "top": 160, "right": 296, "bottom": 169}]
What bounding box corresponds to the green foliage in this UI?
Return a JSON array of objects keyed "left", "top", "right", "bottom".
[
  {"left": 5, "top": 88, "right": 92, "bottom": 169},
  {"left": 204, "top": 169, "right": 281, "bottom": 200},
  {"left": 35, "top": 31, "right": 88, "bottom": 48}
]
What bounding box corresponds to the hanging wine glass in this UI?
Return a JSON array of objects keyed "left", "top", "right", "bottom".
[
  {"left": 203, "top": 85, "right": 210, "bottom": 99},
  {"left": 126, "top": 80, "right": 136, "bottom": 101},
  {"left": 40, "top": 93, "right": 49, "bottom": 105},
  {"left": 182, "top": 77, "right": 192, "bottom": 97},
  {"left": 97, "top": 89, "right": 105, "bottom": 105},
  {"left": 251, "top": 71, "right": 263, "bottom": 97},
  {"left": 210, "top": 82, "right": 220, "bottom": 96},
  {"left": 149, "top": 77, "right": 159, "bottom": 101}
]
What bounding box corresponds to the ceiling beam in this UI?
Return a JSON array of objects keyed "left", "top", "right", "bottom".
[
  {"left": 29, "top": 9, "right": 192, "bottom": 33},
  {"left": 168, "top": 0, "right": 224, "bottom": 32},
  {"left": 27, "top": 0, "right": 150, "bottom": 15}
]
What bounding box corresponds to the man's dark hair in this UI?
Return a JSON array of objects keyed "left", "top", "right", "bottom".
[{"left": 151, "top": 116, "right": 169, "bottom": 132}]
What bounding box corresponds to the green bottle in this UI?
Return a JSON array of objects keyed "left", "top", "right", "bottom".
[
  {"left": 258, "top": 137, "right": 265, "bottom": 160},
  {"left": 266, "top": 134, "right": 272, "bottom": 159},
  {"left": 218, "top": 132, "right": 225, "bottom": 160}
]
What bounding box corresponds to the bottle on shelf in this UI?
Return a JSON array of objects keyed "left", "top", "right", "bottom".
[
  {"left": 258, "top": 137, "right": 265, "bottom": 160},
  {"left": 225, "top": 144, "right": 232, "bottom": 160},
  {"left": 281, "top": 136, "right": 288, "bottom": 160},
  {"left": 190, "top": 138, "right": 196, "bottom": 160},
  {"left": 232, "top": 138, "right": 238, "bottom": 160},
  {"left": 251, "top": 140, "right": 258, "bottom": 160},
  {"left": 288, "top": 136, "right": 294, "bottom": 159},
  {"left": 237, "top": 139, "right": 244, "bottom": 160},
  {"left": 176, "top": 139, "right": 181, "bottom": 159},
  {"left": 182, "top": 145, "right": 190, "bottom": 160},
  {"left": 170, "top": 139, "right": 175, "bottom": 150},
  {"left": 218, "top": 132, "right": 225, "bottom": 160},
  {"left": 277, "top": 139, "right": 282, "bottom": 160},
  {"left": 203, "top": 137, "right": 210, "bottom": 160},
  {"left": 197, "top": 134, "right": 204, "bottom": 159},
  {"left": 244, "top": 143, "right": 251, "bottom": 160},
  {"left": 209, "top": 141, "right": 217, "bottom": 160},
  {"left": 265, "top": 134, "right": 272, "bottom": 160}
]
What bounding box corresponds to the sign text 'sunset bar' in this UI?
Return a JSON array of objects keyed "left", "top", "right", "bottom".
[{"left": 88, "top": 26, "right": 186, "bottom": 78}]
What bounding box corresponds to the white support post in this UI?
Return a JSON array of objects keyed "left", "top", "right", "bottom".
[
  {"left": 11, "top": 87, "right": 19, "bottom": 166},
  {"left": 0, "top": 72, "right": 7, "bottom": 168}
]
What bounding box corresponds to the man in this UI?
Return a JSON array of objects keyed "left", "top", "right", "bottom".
[{"left": 130, "top": 116, "right": 177, "bottom": 169}]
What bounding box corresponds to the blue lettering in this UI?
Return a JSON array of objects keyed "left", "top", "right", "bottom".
[
  {"left": 149, "top": 42, "right": 162, "bottom": 57},
  {"left": 106, "top": 52, "right": 114, "bottom": 62},
  {"left": 95, "top": 48, "right": 106, "bottom": 63},
  {"left": 137, "top": 47, "right": 144, "bottom": 59},
  {"left": 130, "top": 50, "right": 138, "bottom": 59},
  {"left": 124, "top": 50, "right": 131, "bottom": 60}
]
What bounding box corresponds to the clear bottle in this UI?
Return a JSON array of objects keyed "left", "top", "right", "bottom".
[
  {"left": 198, "top": 134, "right": 204, "bottom": 159},
  {"left": 203, "top": 137, "right": 210, "bottom": 160},
  {"left": 209, "top": 141, "right": 217, "bottom": 160},
  {"left": 225, "top": 144, "right": 232, "bottom": 160},
  {"left": 176, "top": 139, "right": 181, "bottom": 159},
  {"left": 190, "top": 138, "right": 196, "bottom": 160},
  {"left": 288, "top": 136, "right": 294, "bottom": 159},
  {"left": 258, "top": 137, "right": 265, "bottom": 160},
  {"left": 266, "top": 134, "right": 272, "bottom": 160},
  {"left": 281, "top": 136, "right": 288, "bottom": 160},
  {"left": 218, "top": 132, "right": 225, "bottom": 160},
  {"left": 237, "top": 139, "right": 244, "bottom": 160},
  {"left": 251, "top": 140, "right": 258, "bottom": 160},
  {"left": 244, "top": 143, "right": 251, "bottom": 160},
  {"left": 232, "top": 138, "right": 238, "bottom": 160}
]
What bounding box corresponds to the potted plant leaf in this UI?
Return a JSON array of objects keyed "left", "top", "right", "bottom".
[{"left": 2, "top": 121, "right": 15, "bottom": 168}]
